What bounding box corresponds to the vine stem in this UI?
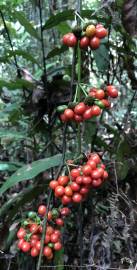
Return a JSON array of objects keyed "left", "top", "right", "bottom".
[{"left": 77, "top": 42, "right": 82, "bottom": 156}]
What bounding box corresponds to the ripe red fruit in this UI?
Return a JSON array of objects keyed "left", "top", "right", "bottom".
[
  {"left": 47, "top": 211, "right": 52, "bottom": 221},
  {"left": 82, "top": 164, "right": 92, "bottom": 175},
  {"left": 67, "top": 33, "right": 77, "bottom": 47},
  {"left": 38, "top": 205, "right": 46, "bottom": 216},
  {"left": 91, "top": 169, "right": 102, "bottom": 179},
  {"left": 92, "top": 178, "right": 102, "bottom": 187},
  {"left": 54, "top": 242, "right": 62, "bottom": 251},
  {"left": 103, "top": 170, "right": 108, "bottom": 179},
  {"left": 56, "top": 218, "right": 64, "bottom": 226},
  {"left": 62, "top": 195, "right": 72, "bottom": 205},
  {"left": 74, "top": 114, "right": 83, "bottom": 122},
  {"left": 62, "top": 33, "right": 72, "bottom": 45},
  {"left": 49, "top": 180, "right": 58, "bottom": 190},
  {"left": 31, "top": 234, "right": 40, "bottom": 241},
  {"left": 17, "top": 228, "right": 26, "bottom": 239},
  {"left": 95, "top": 27, "right": 108, "bottom": 39},
  {"left": 64, "top": 186, "right": 73, "bottom": 197},
  {"left": 55, "top": 186, "right": 65, "bottom": 197},
  {"left": 91, "top": 105, "right": 101, "bottom": 116},
  {"left": 30, "top": 224, "right": 39, "bottom": 233},
  {"left": 89, "top": 88, "right": 97, "bottom": 97},
  {"left": 83, "top": 108, "right": 92, "bottom": 120},
  {"left": 80, "top": 36, "right": 90, "bottom": 48},
  {"left": 97, "top": 167, "right": 104, "bottom": 177},
  {"left": 70, "top": 168, "right": 81, "bottom": 178},
  {"left": 30, "top": 238, "right": 37, "bottom": 247},
  {"left": 45, "top": 234, "right": 50, "bottom": 244},
  {"left": 74, "top": 102, "right": 86, "bottom": 115},
  {"left": 80, "top": 187, "right": 89, "bottom": 195},
  {"left": 31, "top": 247, "right": 39, "bottom": 257},
  {"left": 50, "top": 233, "right": 59, "bottom": 243},
  {"left": 75, "top": 176, "right": 83, "bottom": 185},
  {"left": 96, "top": 23, "right": 103, "bottom": 29},
  {"left": 106, "top": 85, "right": 118, "bottom": 98},
  {"left": 43, "top": 246, "right": 52, "bottom": 257},
  {"left": 82, "top": 176, "right": 92, "bottom": 185},
  {"left": 54, "top": 229, "right": 61, "bottom": 238},
  {"left": 17, "top": 239, "right": 24, "bottom": 249},
  {"left": 64, "top": 108, "right": 74, "bottom": 120},
  {"left": 95, "top": 89, "right": 105, "bottom": 100},
  {"left": 101, "top": 99, "right": 111, "bottom": 108},
  {"left": 58, "top": 175, "right": 69, "bottom": 186},
  {"left": 46, "top": 226, "right": 54, "bottom": 235},
  {"left": 21, "top": 241, "right": 31, "bottom": 252},
  {"left": 60, "top": 207, "right": 70, "bottom": 216},
  {"left": 90, "top": 153, "right": 101, "bottom": 164},
  {"left": 90, "top": 37, "right": 100, "bottom": 49},
  {"left": 72, "top": 193, "right": 82, "bottom": 203},
  {"left": 70, "top": 182, "right": 80, "bottom": 191},
  {"left": 60, "top": 113, "right": 67, "bottom": 122},
  {"left": 87, "top": 160, "right": 96, "bottom": 169}
]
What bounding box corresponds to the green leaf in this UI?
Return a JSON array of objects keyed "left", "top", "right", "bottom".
[
  {"left": 57, "top": 22, "right": 71, "bottom": 35},
  {"left": 0, "top": 153, "right": 71, "bottom": 195},
  {"left": 46, "top": 45, "right": 68, "bottom": 59},
  {"left": 93, "top": 44, "right": 109, "bottom": 72},
  {"left": 43, "top": 10, "right": 74, "bottom": 30},
  {"left": 54, "top": 247, "right": 64, "bottom": 270},
  {"left": 6, "top": 50, "right": 40, "bottom": 65},
  {"left": 0, "top": 130, "right": 26, "bottom": 140},
  {"left": 0, "top": 162, "right": 21, "bottom": 172},
  {"left": 43, "top": 9, "right": 94, "bottom": 30},
  {"left": 12, "top": 10, "right": 40, "bottom": 40},
  {"left": 84, "top": 120, "right": 97, "bottom": 144},
  {"left": 0, "top": 79, "right": 34, "bottom": 90},
  {"left": 116, "top": 160, "right": 129, "bottom": 180},
  {"left": 95, "top": 136, "right": 111, "bottom": 151}
]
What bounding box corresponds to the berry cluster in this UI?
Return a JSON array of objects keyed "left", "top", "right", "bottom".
[
  {"left": 49, "top": 153, "right": 108, "bottom": 205},
  {"left": 59, "top": 85, "right": 118, "bottom": 123},
  {"left": 17, "top": 206, "right": 70, "bottom": 259},
  {"left": 62, "top": 23, "right": 107, "bottom": 50}
]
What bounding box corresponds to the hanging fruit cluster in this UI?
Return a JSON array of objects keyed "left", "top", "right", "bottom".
[
  {"left": 59, "top": 85, "right": 118, "bottom": 123},
  {"left": 17, "top": 206, "right": 70, "bottom": 259},
  {"left": 49, "top": 153, "right": 108, "bottom": 205},
  {"left": 62, "top": 23, "right": 107, "bottom": 50}
]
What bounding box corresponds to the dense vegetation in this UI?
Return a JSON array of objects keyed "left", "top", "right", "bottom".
[{"left": 0, "top": 0, "right": 137, "bottom": 269}]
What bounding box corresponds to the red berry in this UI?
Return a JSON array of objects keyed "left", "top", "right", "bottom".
[
  {"left": 64, "top": 186, "right": 73, "bottom": 197},
  {"left": 55, "top": 186, "right": 65, "bottom": 197},
  {"left": 38, "top": 205, "right": 46, "bottom": 216},
  {"left": 87, "top": 160, "right": 96, "bottom": 169},
  {"left": 74, "top": 102, "right": 86, "bottom": 115},
  {"left": 30, "top": 224, "right": 39, "bottom": 234},
  {"left": 50, "top": 233, "right": 59, "bottom": 243},
  {"left": 45, "top": 234, "right": 50, "bottom": 244},
  {"left": 80, "top": 187, "right": 89, "bottom": 195},
  {"left": 60, "top": 207, "right": 70, "bottom": 216},
  {"left": 92, "top": 178, "right": 102, "bottom": 187},
  {"left": 49, "top": 180, "right": 58, "bottom": 190},
  {"left": 80, "top": 36, "right": 90, "bottom": 49},
  {"left": 31, "top": 234, "right": 39, "bottom": 241},
  {"left": 70, "top": 182, "right": 80, "bottom": 191},
  {"left": 95, "top": 89, "right": 105, "bottom": 100},
  {"left": 56, "top": 218, "right": 64, "bottom": 226},
  {"left": 90, "top": 153, "right": 101, "bottom": 164},
  {"left": 17, "top": 228, "right": 26, "bottom": 239},
  {"left": 31, "top": 247, "right": 39, "bottom": 257},
  {"left": 46, "top": 226, "right": 54, "bottom": 235},
  {"left": 83, "top": 108, "right": 92, "bottom": 120},
  {"left": 72, "top": 193, "right": 82, "bottom": 203},
  {"left": 106, "top": 85, "right": 118, "bottom": 98},
  {"left": 90, "top": 37, "right": 100, "bottom": 49},
  {"left": 60, "top": 113, "right": 68, "bottom": 122},
  {"left": 101, "top": 99, "right": 111, "bottom": 108},
  {"left": 17, "top": 239, "right": 24, "bottom": 249},
  {"left": 82, "top": 164, "right": 92, "bottom": 175},
  {"left": 21, "top": 241, "right": 31, "bottom": 252},
  {"left": 91, "top": 105, "right": 101, "bottom": 116},
  {"left": 43, "top": 246, "right": 52, "bottom": 257},
  {"left": 30, "top": 238, "right": 37, "bottom": 247},
  {"left": 103, "top": 171, "right": 108, "bottom": 179},
  {"left": 74, "top": 114, "right": 83, "bottom": 122},
  {"left": 95, "top": 27, "right": 108, "bottom": 39},
  {"left": 62, "top": 33, "right": 72, "bottom": 45},
  {"left": 54, "top": 242, "right": 62, "bottom": 251},
  {"left": 82, "top": 176, "right": 92, "bottom": 185},
  {"left": 54, "top": 229, "right": 61, "bottom": 238},
  {"left": 91, "top": 169, "right": 102, "bottom": 179},
  {"left": 58, "top": 175, "right": 69, "bottom": 186},
  {"left": 70, "top": 168, "right": 81, "bottom": 178},
  {"left": 75, "top": 176, "right": 83, "bottom": 185},
  {"left": 62, "top": 195, "right": 72, "bottom": 205},
  {"left": 64, "top": 109, "right": 74, "bottom": 120},
  {"left": 67, "top": 33, "right": 77, "bottom": 47}
]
